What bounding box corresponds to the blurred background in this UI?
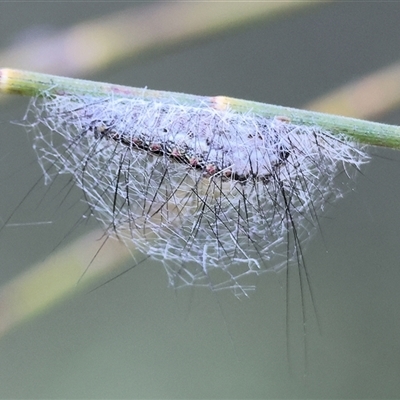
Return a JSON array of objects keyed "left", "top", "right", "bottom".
[{"left": 0, "top": 2, "right": 400, "bottom": 398}]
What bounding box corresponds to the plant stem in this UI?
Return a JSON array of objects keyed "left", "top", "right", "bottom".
[{"left": 2, "top": 68, "right": 400, "bottom": 149}]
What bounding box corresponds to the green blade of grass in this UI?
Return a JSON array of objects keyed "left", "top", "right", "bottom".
[{"left": 2, "top": 68, "right": 400, "bottom": 148}]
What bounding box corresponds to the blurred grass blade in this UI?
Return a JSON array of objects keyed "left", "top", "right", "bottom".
[
  {"left": 0, "top": 230, "right": 131, "bottom": 337},
  {"left": 306, "top": 60, "right": 400, "bottom": 119},
  {"left": 0, "top": 1, "right": 322, "bottom": 77}
]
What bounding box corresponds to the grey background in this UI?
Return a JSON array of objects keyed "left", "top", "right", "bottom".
[{"left": 0, "top": 2, "right": 400, "bottom": 398}]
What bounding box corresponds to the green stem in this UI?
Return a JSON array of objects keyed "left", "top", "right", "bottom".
[
  {"left": 226, "top": 97, "right": 400, "bottom": 148},
  {"left": 2, "top": 68, "right": 400, "bottom": 149}
]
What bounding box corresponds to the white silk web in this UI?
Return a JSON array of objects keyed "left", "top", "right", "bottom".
[{"left": 24, "top": 92, "right": 368, "bottom": 296}]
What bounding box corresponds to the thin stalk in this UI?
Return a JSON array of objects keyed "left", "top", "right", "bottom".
[{"left": 1, "top": 68, "right": 400, "bottom": 148}]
